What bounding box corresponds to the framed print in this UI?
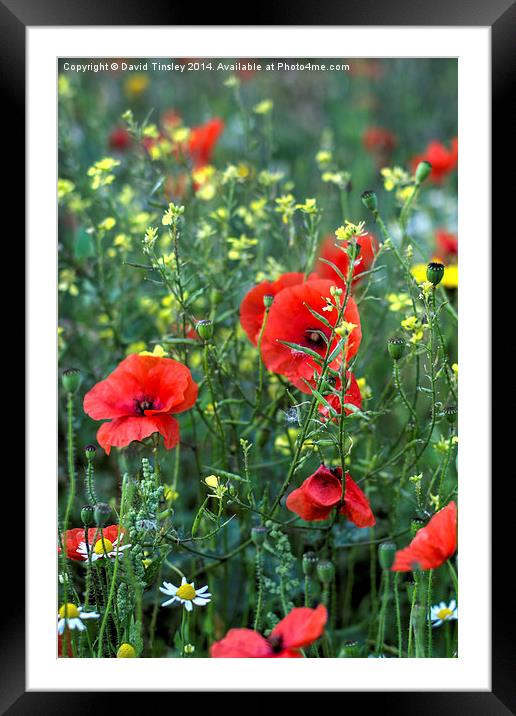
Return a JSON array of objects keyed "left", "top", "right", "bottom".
[{"left": 3, "top": 0, "right": 510, "bottom": 708}]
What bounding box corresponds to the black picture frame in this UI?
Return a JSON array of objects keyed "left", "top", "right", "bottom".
[{"left": 5, "top": 0, "right": 509, "bottom": 709}]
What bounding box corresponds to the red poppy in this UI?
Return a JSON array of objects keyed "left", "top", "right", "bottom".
[
  {"left": 240, "top": 272, "right": 317, "bottom": 346},
  {"left": 411, "top": 139, "right": 458, "bottom": 183},
  {"left": 210, "top": 605, "right": 327, "bottom": 658},
  {"left": 60, "top": 524, "right": 125, "bottom": 562},
  {"left": 83, "top": 354, "right": 198, "bottom": 454},
  {"left": 188, "top": 118, "right": 224, "bottom": 169},
  {"left": 391, "top": 501, "right": 457, "bottom": 571},
  {"left": 436, "top": 229, "right": 458, "bottom": 259},
  {"left": 316, "top": 234, "right": 378, "bottom": 286},
  {"left": 286, "top": 465, "right": 375, "bottom": 527},
  {"left": 260, "top": 279, "right": 361, "bottom": 386},
  {"left": 108, "top": 126, "right": 132, "bottom": 151},
  {"left": 363, "top": 127, "right": 396, "bottom": 153}
]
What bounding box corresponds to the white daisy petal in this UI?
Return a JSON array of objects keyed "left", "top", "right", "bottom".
[
  {"left": 79, "top": 611, "right": 100, "bottom": 620},
  {"left": 449, "top": 599, "right": 456, "bottom": 610},
  {"left": 57, "top": 619, "right": 66, "bottom": 634},
  {"left": 161, "top": 598, "right": 176, "bottom": 608},
  {"left": 196, "top": 585, "right": 209, "bottom": 595},
  {"left": 192, "top": 597, "right": 210, "bottom": 606},
  {"left": 181, "top": 577, "right": 187, "bottom": 585},
  {"left": 184, "top": 600, "right": 193, "bottom": 612}
]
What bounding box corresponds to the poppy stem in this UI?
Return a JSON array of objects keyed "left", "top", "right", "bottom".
[
  {"left": 252, "top": 306, "right": 271, "bottom": 421},
  {"left": 253, "top": 547, "right": 264, "bottom": 632},
  {"left": 427, "top": 570, "right": 434, "bottom": 657}
]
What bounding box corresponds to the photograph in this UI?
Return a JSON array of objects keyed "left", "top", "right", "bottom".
[{"left": 56, "top": 56, "right": 459, "bottom": 660}]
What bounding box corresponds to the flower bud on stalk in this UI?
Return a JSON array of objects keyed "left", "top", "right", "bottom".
[
  {"left": 81, "top": 505, "right": 95, "bottom": 527},
  {"left": 263, "top": 294, "right": 274, "bottom": 309},
  {"left": 251, "top": 526, "right": 268, "bottom": 548},
  {"left": 316, "top": 559, "right": 335, "bottom": 585},
  {"left": 388, "top": 337, "right": 405, "bottom": 361},
  {"left": 62, "top": 368, "right": 82, "bottom": 394},
  {"left": 378, "top": 541, "right": 397, "bottom": 570},
  {"left": 94, "top": 502, "right": 111, "bottom": 527},
  {"left": 426, "top": 261, "right": 445, "bottom": 286},
  {"left": 415, "top": 160, "right": 432, "bottom": 184},
  {"left": 361, "top": 190, "right": 378, "bottom": 214},
  {"left": 196, "top": 319, "right": 214, "bottom": 341}
]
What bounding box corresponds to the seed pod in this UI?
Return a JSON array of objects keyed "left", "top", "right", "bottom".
[
  {"left": 263, "top": 294, "right": 274, "bottom": 309},
  {"left": 339, "top": 640, "right": 361, "bottom": 657},
  {"left": 196, "top": 319, "right": 213, "bottom": 341},
  {"left": 388, "top": 337, "right": 405, "bottom": 361},
  {"left": 81, "top": 505, "right": 95, "bottom": 527},
  {"left": 426, "top": 261, "right": 445, "bottom": 286},
  {"left": 361, "top": 190, "right": 378, "bottom": 213},
  {"left": 444, "top": 405, "right": 458, "bottom": 424},
  {"left": 302, "top": 551, "right": 318, "bottom": 576},
  {"left": 62, "top": 368, "right": 82, "bottom": 394},
  {"left": 84, "top": 444, "right": 97, "bottom": 462},
  {"left": 94, "top": 502, "right": 111, "bottom": 527},
  {"left": 316, "top": 559, "right": 335, "bottom": 585},
  {"left": 410, "top": 518, "right": 425, "bottom": 538},
  {"left": 415, "top": 160, "right": 432, "bottom": 184},
  {"left": 378, "top": 541, "right": 397, "bottom": 570}
]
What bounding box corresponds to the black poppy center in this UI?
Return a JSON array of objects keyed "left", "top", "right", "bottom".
[
  {"left": 135, "top": 396, "right": 154, "bottom": 415},
  {"left": 267, "top": 635, "right": 284, "bottom": 654}
]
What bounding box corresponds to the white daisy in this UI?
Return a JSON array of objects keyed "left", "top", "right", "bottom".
[
  {"left": 430, "top": 599, "right": 458, "bottom": 628},
  {"left": 57, "top": 603, "right": 100, "bottom": 634},
  {"left": 159, "top": 577, "right": 211, "bottom": 612},
  {"left": 76, "top": 533, "right": 131, "bottom": 562}
]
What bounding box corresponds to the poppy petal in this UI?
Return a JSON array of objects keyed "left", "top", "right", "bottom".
[
  {"left": 210, "top": 629, "right": 271, "bottom": 658},
  {"left": 391, "top": 502, "right": 457, "bottom": 571},
  {"left": 96, "top": 414, "right": 179, "bottom": 454},
  {"left": 271, "top": 605, "right": 327, "bottom": 650}
]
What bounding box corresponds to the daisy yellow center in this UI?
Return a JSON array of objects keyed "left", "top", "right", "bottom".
[
  {"left": 437, "top": 607, "right": 453, "bottom": 620},
  {"left": 176, "top": 583, "right": 196, "bottom": 600},
  {"left": 94, "top": 538, "right": 114, "bottom": 555},
  {"left": 59, "top": 603, "right": 79, "bottom": 619}
]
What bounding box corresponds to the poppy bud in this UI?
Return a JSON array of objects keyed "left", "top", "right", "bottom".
[
  {"left": 339, "top": 640, "right": 361, "bottom": 657},
  {"left": 116, "top": 643, "right": 136, "bottom": 658},
  {"left": 378, "top": 541, "right": 397, "bottom": 570},
  {"left": 415, "top": 160, "right": 432, "bottom": 184},
  {"left": 302, "top": 551, "right": 318, "bottom": 576},
  {"left": 388, "top": 337, "right": 405, "bottom": 361},
  {"left": 444, "top": 405, "right": 457, "bottom": 424},
  {"left": 81, "top": 505, "right": 95, "bottom": 527},
  {"left": 251, "top": 526, "right": 267, "bottom": 547},
  {"left": 410, "top": 518, "right": 425, "bottom": 538},
  {"left": 263, "top": 294, "right": 274, "bottom": 309},
  {"left": 196, "top": 319, "right": 213, "bottom": 341},
  {"left": 84, "top": 444, "right": 97, "bottom": 462},
  {"left": 62, "top": 368, "right": 82, "bottom": 394},
  {"left": 316, "top": 559, "right": 335, "bottom": 584},
  {"left": 94, "top": 502, "right": 111, "bottom": 527},
  {"left": 426, "top": 261, "right": 445, "bottom": 286},
  {"left": 361, "top": 190, "right": 378, "bottom": 213}
]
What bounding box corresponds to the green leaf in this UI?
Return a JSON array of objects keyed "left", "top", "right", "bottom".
[{"left": 278, "top": 340, "right": 324, "bottom": 365}]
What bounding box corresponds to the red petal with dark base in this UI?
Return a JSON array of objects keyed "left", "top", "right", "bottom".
[{"left": 391, "top": 502, "right": 457, "bottom": 571}]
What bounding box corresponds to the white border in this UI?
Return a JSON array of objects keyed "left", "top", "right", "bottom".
[{"left": 28, "top": 26, "right": 490, "bottom": 691}]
